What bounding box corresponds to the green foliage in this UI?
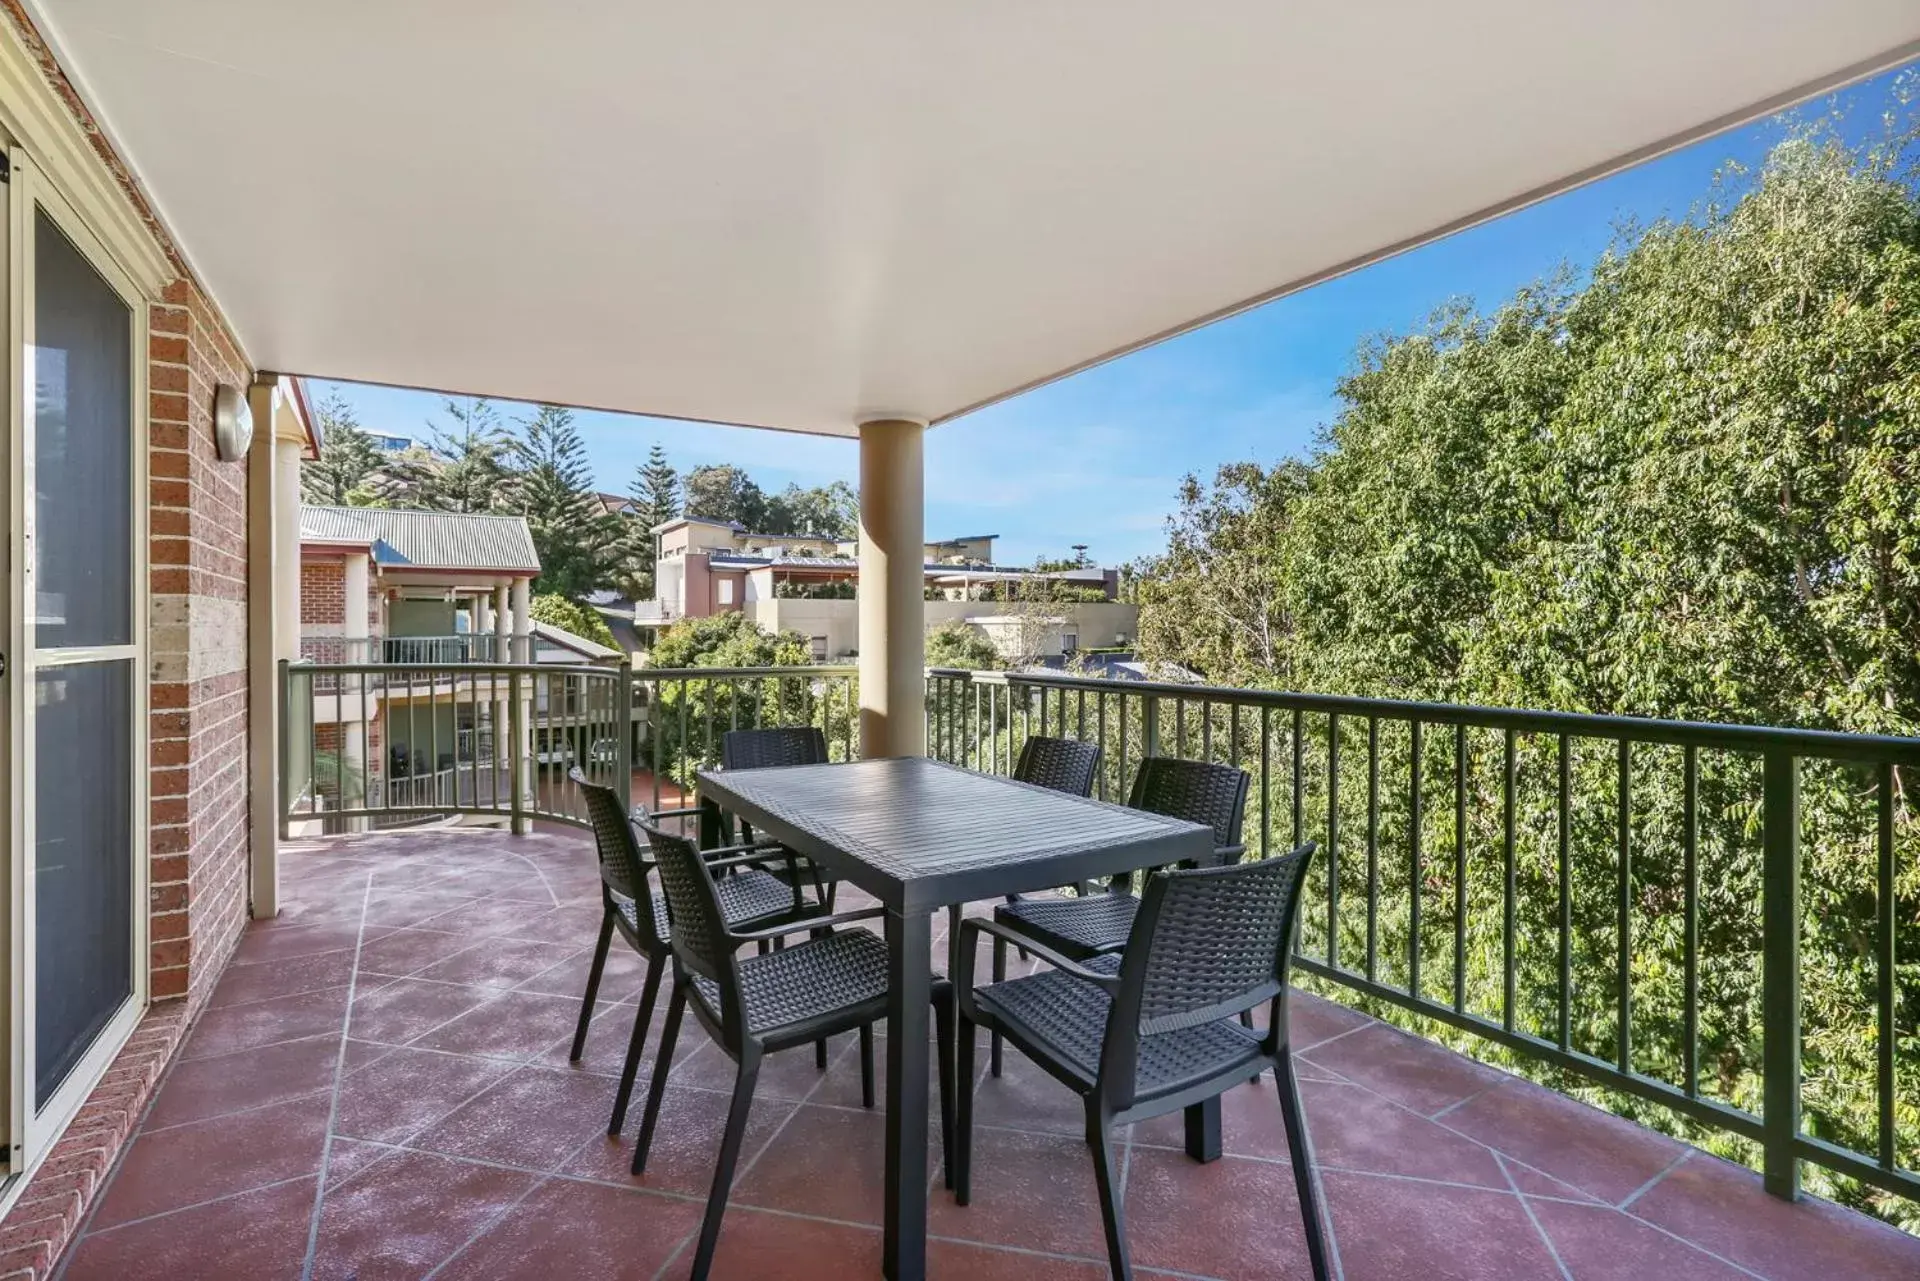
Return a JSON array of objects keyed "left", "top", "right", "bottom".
[
  {"left": 512, "top": 405, "right": 622, "bottom": 599},
  {"left": 419, "top": 396, "right": 514, "bottom": 513},
  {"left": 646, "top": 613, "right": 852, "bottom": 783},
  {"left": 527, "top": 593, "right": 617, "bottom": 649},
  {"left": 299, "top": 390, "right": 416, "bottom": 507},
  {"left": 775, "top": 579, "right": 856, "bottom": 599},
  {"left": 1133, "top": 120, "right": 1920, "bottom": 1224},
  {"left": 683, "top": 465, "right": 857, "bottom": 539},
  {"left": 926, "top": 621, "right": 1002, "bottom": 670},
  {"left": 683, "top": 464, "right": 768, "bottom": 528}
]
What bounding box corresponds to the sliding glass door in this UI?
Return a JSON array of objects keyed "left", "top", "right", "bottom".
[{"left": 5, "top": 150, "right": 147, "bottom": 1171}]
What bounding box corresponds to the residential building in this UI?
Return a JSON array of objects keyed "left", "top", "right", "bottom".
[{"left": 640, "top": 515, "right": 1137, "bottom": 659}]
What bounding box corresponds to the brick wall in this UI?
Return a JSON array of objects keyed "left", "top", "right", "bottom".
[
  {"left": 147, "top": 277, "right": 253, "bottom": 1009},
  {"left": 301, "top": 556, "right": 345, "bottom": 626}
]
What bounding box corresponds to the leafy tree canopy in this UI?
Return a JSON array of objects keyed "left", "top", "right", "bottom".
[
  {"left": 649, "top": 610, "right": 813, "bottom": 671},
  {"left": 526, "top": 592, "right": 618, "bottom": 649},
  {"left": 419, "top": 396, "right": 513, "bottom": 514},
  {"left": 926, "top": 621, "right": 1002, "bottom": 670}
]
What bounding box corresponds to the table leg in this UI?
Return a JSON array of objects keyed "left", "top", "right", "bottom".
[
  {"left": 884, "top": 907, "right": 931, "bottom": 1281},
  {"left": 1184, "top": 1097, "right": 1222, "bottom": 1163}
]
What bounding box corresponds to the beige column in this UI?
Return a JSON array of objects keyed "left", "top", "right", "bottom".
[
  {"left": 510, "top": 576, "right": 532, "bottom": 664},
  {"left": 491, "top": 581, "right": 511, "bottom": 777},
  {"left": 247, "top": 378, "right": 307, "bottom": 918},
  {"left": 857, "top": 418, "right": 926, "bottom": 758},
  {"left": 343, "top": 552, "right": 370, "bottom": 660},
  {"left": 493, "top": 582, "right": 511, "bottom": 661}
]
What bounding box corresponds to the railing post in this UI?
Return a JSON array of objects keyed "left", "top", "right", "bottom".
[
  {"left": 277, "top": 659, "right": 292, "bottom": 841},
  {"left": 509, "top": 669, "right": 528, "bottom": 836},
  {"left": 1761, "top": 749, "right": 1801, "bottom": 1201},
  {"left": 615, "top": 660, "right": 634, "bottom": 812},
  {"left": 1143, "top": 695, "right": 1161, "bottom": 760}
]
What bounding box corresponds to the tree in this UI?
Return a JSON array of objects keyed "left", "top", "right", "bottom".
[
  {"left": 682, "top": 464, "right": 770, "bottom": 529},
  {"left": 511, "top": 404, "right": 620, "bottom": 598},
  {"left": 762, "top": 481, "right": 858, "bottom": 539},
  {"left": 629, "top": 443, "right": 682, "bottom": 531},
  {"left": 527, "top": 592, "right": 617, "bottom": 649},
  {"left": 1133, "top": 119, "right": 1920, "bottom": 1226},
  {"left": 926, "top": 621, "right": 1001, "bottom": 670},
  {"left": 646, "top": 613, "right": 846, "bottom": 781},
  {"left": 300, "top": 390, "right": 415, "bottom": 506},
  {"left": 419, "top": 396, "right": 513, "bottom": 513}
]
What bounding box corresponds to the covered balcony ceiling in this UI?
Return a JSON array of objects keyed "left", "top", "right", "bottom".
[{"left": 33, "top": 1, "right": 1920, "bottom": 435}]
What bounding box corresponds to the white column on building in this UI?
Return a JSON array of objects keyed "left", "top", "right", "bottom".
[
  {"left": 493, "top": 582, "right": 511, "bottom": 661},
  {"left": 491, "top": 580, "right": 511, "bottom": 779},
  {"left": 857, "top": 418, "right": 926, "bottom": 758},
  {"left": 343, "top": 552, "right": 370, "bottom": 660}
]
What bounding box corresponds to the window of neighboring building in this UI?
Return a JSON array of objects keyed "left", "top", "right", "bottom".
[
  {"left": 810, "top": 635, "right": 828, "bottom": 660},
  {"left": 717, "top": 578, "right": 735, "bottom": 605}
]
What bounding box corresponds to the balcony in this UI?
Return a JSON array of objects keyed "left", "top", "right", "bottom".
[{"left": 57, "top": 821, "right": 1920, "bottom": 1280}]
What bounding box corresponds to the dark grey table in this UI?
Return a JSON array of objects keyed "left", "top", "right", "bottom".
[{"left": 695, "top": 756, "right": 1212, "bottom": 1281}]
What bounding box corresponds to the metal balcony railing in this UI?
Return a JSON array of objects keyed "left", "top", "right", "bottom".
[
  {"left": 926, "top": 667, "right": 1920, "bottom": 1212},
  {"left": 277, "top": 655, "right": 1920, "bottom": 1212}
]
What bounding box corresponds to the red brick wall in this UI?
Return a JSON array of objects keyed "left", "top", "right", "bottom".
[
  {"left": 301, "top": 557, "right": 346, "bottom": 625},
  {"left": 147, "top": 278, "right": 253, "bottom": 1009}
]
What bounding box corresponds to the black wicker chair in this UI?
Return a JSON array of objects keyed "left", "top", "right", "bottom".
[
  {"left": 955, "top": 844, "right": 1328, "bottom": 1281},
  {"left": 633, "top": 821, "right": 958, "bottom": 1281},
  {"left": 988, "top": 756, "right": 1249, "bottom": 1074},
  {"left": 567, "top": 770, "right": 826, "bottom": 1136},
  {"left": 720, "top": 726, "right": 841, "bottom": 907},
  {"left": 973, "top": 736, "right": 1103, "bottom": 959}
]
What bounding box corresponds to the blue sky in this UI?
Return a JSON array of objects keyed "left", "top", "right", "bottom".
[{"left": 313, "top": 66, "right": 1913, "bottom": 567}]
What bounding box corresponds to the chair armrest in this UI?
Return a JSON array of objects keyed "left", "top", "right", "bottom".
[
  {"left": 699, "top": 841, "right": 786, "bottom": 858},
  {"left": 1214, "top": 843, "right": 1246, "bottom": 865},
  {"left": 958, "top": 918, "right": 1121, "bottom": 995},
  {"left": 703, "top": 850, "right": 799, "bottom": 874},
  {"left": 636, "top": 804, "right": 701, "bottom": 821},
  {"left": 727, "top": 906, "right": 885, "bottom": 945}
]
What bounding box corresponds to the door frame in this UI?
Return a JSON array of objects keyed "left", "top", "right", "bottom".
[{"left": 3, "top": 145, "right": 150, "bottom": 1182}]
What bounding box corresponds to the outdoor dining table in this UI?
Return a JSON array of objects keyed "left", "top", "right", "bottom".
[{"left": 695, "top": 755, "right": 1213, "bottom": 1281}]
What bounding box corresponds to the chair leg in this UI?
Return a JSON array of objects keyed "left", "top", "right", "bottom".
[
  {"left": 934, "top": 993, "right": 957, "bottom": 1189},
  {"left": 859, "top": 1023, "right": 876, "bottom": 1110},
  {"left": 815, "top": 1037, "right": 829, "bottom": 1070},
  {"left": 608, "top": 951, "right": 665, "bottom": 1136},
  {"left": 955, "top": 1015, "right": 976, "bottom": 1205},
  {"left": 1088, "top": 1113, "right": 1133, "bottom": 1281},
  {"left": 989, "top": 937, "right": 1006, "bottom": 1077},
  {"left": 632, "top": 983, "right": 686, "bottom": 1176},
  {"left": 1276, "top": 1052, "right": 1332, "bottom": 1281},
  {"left": 569, "top": 908, "right": 615, "bottom": 1062},
  {"left": 688, "top": 1050, "right": 762, "bottom": 1281}
]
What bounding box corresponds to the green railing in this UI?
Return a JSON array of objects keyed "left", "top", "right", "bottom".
[
  {"left": 926, "top": 667, "right": 1920, "bottom": 1210},
  {"left": 279, "top": 660, "right": 859, "bottom": 834}
]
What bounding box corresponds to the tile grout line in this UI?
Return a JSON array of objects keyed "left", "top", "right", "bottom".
[
  {"left": 297, "top": 865, "right": 378, "bottom": 1281},
  {"left": 1426, "top": 1074, "right": 1509, "bottom": 1121},
  {"left": 1302, "top": 1040, "right": 1775, "bottom": 1281},
  {"left": 68, "top": 1173, "right": 325, "bottom": 1241},
  {"left": 1617, "top": 1146, "right": 1692, "bottom": 1210},
  {"left": 1493, "top": 1151, "right": 1575, "bottom": 1281}
]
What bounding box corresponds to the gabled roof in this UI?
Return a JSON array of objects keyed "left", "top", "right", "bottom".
[
  {"left": 300, "top": 506, "right": 540, "bottom": 573},
  {"left": 531, "top": 619, "right": 621, "bottom": 661}
]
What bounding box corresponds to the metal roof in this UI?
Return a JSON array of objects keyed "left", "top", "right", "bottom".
[{"left": 300, "top": 506, "right": 540, "bottom": 573}]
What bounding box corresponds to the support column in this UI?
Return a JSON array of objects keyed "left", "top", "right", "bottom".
[
  {"left": 857, "top": 418, "right": 926, "bottom": 759},
  {"left": 510, "top": 577, "right": 534, "bottom": 825},
  {"left": 247, "top": 377, "right": 304, "bottom": 918},
  {"left": 343, "top": 553, "right": 370, "bottom": 661},
  {"left": 491, "top": 581, "right": 511, "bottom": 781},
  {"left": 510, "top": 576, "right": 532, "bottom": 664}
]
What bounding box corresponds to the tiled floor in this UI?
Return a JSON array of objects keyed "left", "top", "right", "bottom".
[{"left": 57, "top": 826, "right": 1920, "bottom": 1280}]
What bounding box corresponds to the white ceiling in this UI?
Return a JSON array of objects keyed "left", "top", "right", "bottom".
[{"left": 31, "top": 2, "right": 1920, "bottom": 436}]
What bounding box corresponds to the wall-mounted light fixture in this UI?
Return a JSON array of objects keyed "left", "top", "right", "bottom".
[{"left": 212, "top": 383, "right": 254, "bottom": 462}]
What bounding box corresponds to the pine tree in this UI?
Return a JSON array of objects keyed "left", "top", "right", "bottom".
[
  {"left": 300, "top": 390, "right": 415, "bottom": 506},
  {"left": 629, "top": 442, "right": 681, "bottom": 530},
  {"left": 420, "top": 396, "right": 512, "bottom": 513},
  {"left": 511, "top": 404, "right": 618, "bottom": 598}
]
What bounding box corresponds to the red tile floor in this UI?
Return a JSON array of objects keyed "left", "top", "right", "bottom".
[{"left": 56, "top": 826, "right": 1920, "bottom": 1280}]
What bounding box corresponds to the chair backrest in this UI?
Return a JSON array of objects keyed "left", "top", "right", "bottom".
[
  {"left": 637, "top": 819, "right": 747, "bottom": 1038},
  {"left": 1100, "top": 842, "right": 1317, "bottom": 1107},
  {"left": 721, "top": 726, "right": 828, "bottom": 771},
  {"left": 570, "top": 767, "right": 665, "bottom": 950},
  {"left": 1125, "top": 756, "right": 1250, "bottom": 858},
  {"left": 1013, "top": 735, "right": 1102, "bottom": 797}
]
